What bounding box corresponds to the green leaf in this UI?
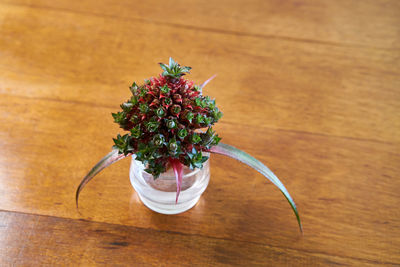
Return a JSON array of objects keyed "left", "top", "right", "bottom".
[
  {"left": 203, "top": 116, "right": 212, "bottom": 125},
  {"left": 200, "top": 127, "right": 220, "bottom": 148},
  {"left": 121, "top": 102, "right": 133, "bottom": 112},
  {"left": 185, "top": 111, "right": 194, "bottom": 123},
  {"left": 169, "top": 57, "right": 176, "bottom": 67},
  {"left": 190, "top": 133, "right": 202, "bottom": 144},
  {"left": 171, "top": 105, "right": 181, "bottom": 115},
  {"left": 139, "top": 103, "right": 149, "bottom": 113},
  {"left": 145, "top": 161, "right": 166, "bottom": 178},
  {"left": 166, "top": 118, "right": 177, "bottom": 129},
  {"left": 209, "top": 143, "right": 302, "bottom": 232},
  {"left": 159, "top": 63, "right": 169, "bottom": 72},
  {"left": 130, "top": 125, "right": 142, "bottom": 139},
  {"left": 168, "top": 138, "right": 180, "bottom": 155},
  {"left": 129, "top": 82, "right": 139, "bottom": 94},
  {"left": 130, "top": 114, "right": 139, "bottom": 124},
  {"left": 185, "top": 148, "right": 207, "bottom": 169},
  {"left": 139, "top": 87, "right": 148, "bottom": 98},
  {"left": 112, "top": 111, "right": 125, "bottom": 124},
  {"left": 180, "top": 66, "right": 192, "bottom": 73},
  {"left": 135, "top": 142, "right": 162, "bottom": 163},
  {"left": 152, "top": 134, "right": 165, "bottom": 146},
  {"left": 177, "top": 128, "right": 188, "bottom": 139},
  {"left": 76, "top": 150, "right": 130, "bottom": 208},
  {"left": 112, "top": 134, "right": 133, "bottom": 155},
  {"left": 195, "top": 114, "right": 204, "bottom": 124},
  {"left": 145, "top": 118, "right": 160, "bottom": 132},
  {"left": 156, "top": 107, "right": 166, "bottom": 118},
  {"left": 163, "top": 98, "right": 172, "bottom": 106},
  {"left": 160, "top": 84, "right": 170, "bottom": 94},
  {"left": 130, "top": 95, "right": 138, "bottom": 106},
  {"left": 160, "top": 58, "right": 191, "bottom": 78},
  {"left": 194, "top": 98, "right": 202, "bottom": 107},
  {"left": 212, "top": 108, "right": 223, "bottom": 121}
]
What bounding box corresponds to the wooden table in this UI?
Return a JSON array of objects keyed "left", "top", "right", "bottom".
[{"left": 0, "top": 0, "right": 399, "bottom": 266}]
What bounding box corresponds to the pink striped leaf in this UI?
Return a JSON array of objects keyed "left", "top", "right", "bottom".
[
  {"left": 169, "top": 158, "right": 184, "bottom": 203},
  {"left": 76, "top": 150, "right": 131, "bottom": 209},
  {"left": 199, "top": 74, "right": 217, "bottom": 92},
  {"left": 209, "top": 143, "right": 302, "bottom": 232}
]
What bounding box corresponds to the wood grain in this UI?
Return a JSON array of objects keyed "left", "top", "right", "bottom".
[
  {"left": 1, "top": 210, "right": 382, "bottom": 266},
  {"left": 0, "top": 2, "right": 399, "bottom": 143},
  {"left": 2, "top": 0, "right": 400, "bottom": 48},
  {"left": 0, "top": 94, "right": 399, "bottom": 265},
  {"left": 0, "top": 0, "right": 399, "bottom": 266}
]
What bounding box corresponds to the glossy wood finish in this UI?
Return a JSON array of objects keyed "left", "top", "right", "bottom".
[{"left": 0, "top": 1, "right": 399, "bottom": 266}]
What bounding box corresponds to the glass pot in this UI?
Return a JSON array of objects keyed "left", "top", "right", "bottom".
[{"left": 129, "top": 154, "right": 210, "bottom": 214}]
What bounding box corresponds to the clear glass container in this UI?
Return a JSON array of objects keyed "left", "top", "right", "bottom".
[{"left": 129, "top": 154, "right": 210, "bottom": 214}]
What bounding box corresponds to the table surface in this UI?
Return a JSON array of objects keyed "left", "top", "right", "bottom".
[{"left": 0, "top": 0, "right": 399, "bottom": 266}]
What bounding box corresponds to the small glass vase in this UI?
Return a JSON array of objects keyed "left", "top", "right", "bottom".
[{"left": 129, "top": 154, "right": 210, "bottom": 214}]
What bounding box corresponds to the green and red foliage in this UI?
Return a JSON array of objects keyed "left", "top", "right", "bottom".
[
  {"left": 111, "top": 58, "right": 222, "bottom": 178},
  {"left": 76, "top": 58, "right": 302, "bottom": 232}
]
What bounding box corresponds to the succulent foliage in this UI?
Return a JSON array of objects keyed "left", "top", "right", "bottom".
[
  {"left": 111, "top": 58, "right": 222, "bottom": 178},
  {"left": 76, "top": 58, "right": 301, "bottom": 232}
]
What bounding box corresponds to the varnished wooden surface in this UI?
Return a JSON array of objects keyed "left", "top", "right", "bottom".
[{"left": 0, "top": 0, "right": 399, "bottom": 266}]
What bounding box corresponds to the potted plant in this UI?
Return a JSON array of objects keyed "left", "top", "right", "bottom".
[{"left": 76, "top": 58, "right": 302, "bottom": 231}]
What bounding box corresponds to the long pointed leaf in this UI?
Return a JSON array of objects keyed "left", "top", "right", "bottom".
[
  {"left": 199, "top": 74, "right": 217, "bottom": 92},
  {"left": 209, "top": 143, "right": 302, "bottom": 232},
  {"left": 76, "top": 150, "right": 130, "bottom": 209},
  {"left": 169, "top": 158, "right": 183, "bottom": 203}
]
